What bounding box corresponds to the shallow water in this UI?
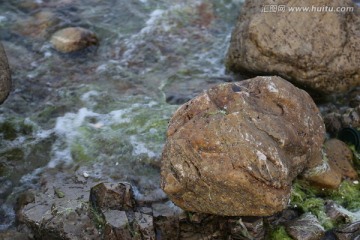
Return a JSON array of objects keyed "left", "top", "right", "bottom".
[{"left": 0, "top": 0, "right": 243, "bottom": 230}]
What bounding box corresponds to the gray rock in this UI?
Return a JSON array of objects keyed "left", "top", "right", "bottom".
[
  {"left": 334, "top": 221, "right": 360, "bottom": 240},
  {"left": 103, "top": 210, "right": 132, "bottom": 240},
  {"left": 161, "top": 76, "right": 325, "bottom": 216},
  {"left": 152, "top": 201, "right": 182, "bottom": 239},
  {"left": 226, "top": 0, "right": 360, "bottom": 94},
  {"left": 285, "top": 213, "right": 325, "bottom": 240},
  {"left": 19, "top": 171, "right": 101, "bottom": 240},
  {"left": 325, "top": 201, "right": 352, "bottom": 225},
  {"left": 228, "top": 217, "right": 264, "bottom": 240},
  {"left": 132, "top": 212, "right": 156, "bottom": 240},
  {"left": 0, "top": 42, "right": 11, "bottom": 104},
  {"left": 324, "top": 106, "right": 360, "bottom": 136}
]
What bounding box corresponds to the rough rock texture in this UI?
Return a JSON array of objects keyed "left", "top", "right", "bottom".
[
  {"left": 334, "top": 221, "right": 360, "bottom": 240},
  {"left": 0, "top": 42, "right": 11, "bottom": 104},
  {"left": 305, "top": 138, "right": 357, "bottom": 189},
  {"left": 226, "top": 0, "right": 360, "bottom": 94},
  {"left": 285, "top": 213, "right": 325, "bottom": 240},
  {"left": 50, "top": 27, "right": 98, "bottom": 53},
  {"left": 90, "top": 182, "right": 136, "bottom": 211},
  {"left": 161, "top": 76, "right": 325, "bottom": 216},
  {"left": 324, "top": 106, "right": 360, "bottom": 136},
  {"left": 19, "top": 171, "right": 102, "bottom": 240},
  {"left": 325, "top": 139, "right": 357, "bottom": 180},
  {"left": 325, "top": 201, "right": 352, "bottom": 225}
]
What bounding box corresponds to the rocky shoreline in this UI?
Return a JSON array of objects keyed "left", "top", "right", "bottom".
[{"left": 1, "top": 0, "right": 360, "bottom": 239}]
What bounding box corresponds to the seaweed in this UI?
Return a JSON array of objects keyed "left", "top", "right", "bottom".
[{"left": 267, "top": 226, "right": 292, "bottom": 240}]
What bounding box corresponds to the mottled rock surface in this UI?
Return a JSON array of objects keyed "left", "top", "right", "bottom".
[
  {"left": 161, "top": 76, "right": 325, "bottom": 216},
  {"left": 226, "top": 0, "right": 360, "bottom": 94},
  {"left": 325, "top": 139, "right": 357, "bottom": 180},
  {"left": 285, "top": 213, "right": 325, "bottom": 240},
  {"left": 50, "top": 27, "right": 98, "bottom": 53},
  {"left": 334, "top": 221, "right": 360, "bottom": 240},
  {"left": 324, "top": 106, "right": 360, "bottom": 136},
  {"left": 0, "top": 42, "right": 11, "bottom": 104},
  {"left": 305, "top": 138, "right": 358, "bottom": 189},
  {"left": 90, "top": 182, "right": 136, "bottom": 211}
]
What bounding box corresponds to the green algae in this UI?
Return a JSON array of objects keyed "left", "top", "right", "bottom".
[
  {"left": 290, "top": 180, "right": 334, "bottom": 230},
  {"left": 290, "top": 176, "right": 360, "bottom": 231},
  {"left": 328, "top": 180, "right": 360, "bottom": 211},
  {"left": 268, "top": 226, "right": 292, "bottom": 240},
  {"left": 0, "top": 118, "right": 34, "bottom": 141},
  {"left": 58, "top": 94, "right": 177, "bottom": 165}
]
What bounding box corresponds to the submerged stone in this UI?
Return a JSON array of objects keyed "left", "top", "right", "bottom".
[
  {"left": 161, "top": 76, "right": 325, "bottom": 216},
  {"left": 0, "top": 42, "right": 11, "bottom": 104},
  {"left": 50, "top": 27, "right": 98, "bottom": 53},
  {"left": 226, "top": 0, "right": 360, "bottom": 94}
]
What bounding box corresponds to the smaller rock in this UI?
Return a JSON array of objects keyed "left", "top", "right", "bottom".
[
  {"left": 15, "top": 190, "right": 35, "bottom": 224},
  {"left": 349, "top": 88, "right": 360, "bottom": 108},
  {"left": 90, "top": 182, "right": 135, "bottom": 211},
  {"left": 325, "top": 201, "right": 351, "bottom": 225},
  {"left": 342, "top": 106, "right": 360, "bottom": 129},
  {"left": 229, "top": 217, "right": 264, "bottom": 240},
  {"left": 285, "top": 213, "right": 325, "bottom": 240},
  {"left": 0, "top": 43, "right": 12, "bottom": 104},
  {"left": 132, "top": 212, "right": 156, "bottom": 239},
  {"left": 334, "top": 221, "right": 360, "bottom": 240},
  {"left": 14, "top": 10, "right": 59, "bottom": 39},
  {"left": 91, "top": 182, "right": 135, "bottom": 211},
  {"left": 50, "top": 27, "right": 98, "bottom": 53},
  {"left": 325, "top": 139, "right": 358, "bottom": 180},
  {"left": 324, "top": 112, "right": 343, "bottom": 137},
  {"left": 152, "top": 201, "right": 183, "bottom": 240},
  {"left": 304, "top": 138, "right": 358, "bottom": 189},
  {"left": 103, "top": 210, "right": 132, "bottom": 240}
]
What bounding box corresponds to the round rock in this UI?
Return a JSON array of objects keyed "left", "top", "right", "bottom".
[
  {"left": 0, "top": 42, "right": 11, "bottom": 104},
  {"left": 50, "top": 27, "right": 98, "bottom": 53},
  {"left": 226, "top": 0, "right": 360, "bottom": 94},
  {"left": 161, "top": 76, "right": 325, "bottom": 216}
]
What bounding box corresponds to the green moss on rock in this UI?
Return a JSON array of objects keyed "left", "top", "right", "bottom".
[
  {"left": 268, "top": 226, "right": 292, "bottom": 240},
  {"left": 329, "top": 180, "right": 360, "bottom": 211}
]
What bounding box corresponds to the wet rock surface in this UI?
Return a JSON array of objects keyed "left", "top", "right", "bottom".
[
  {"left": 161, "top": 76, "right": 325, "bottom": 216},
  {"left": 19, "top": 170, "right": 101, "bottom": 240},
  {"left": 0, "top": 42, "right": 11, "bottom": 104},
  {"left": 324, "top": 106, "right": 360, "bottom": 137},
  {"left": 50, "top": 27, "right": 98, "bottom": 53},
  {"left": 90, "top": 182, "right": 136, "bottom": 211},
  {"left": 334, "top": 221, "right": 360, "bottom": 240},
  {"left": 226, "top": 0, "right": 360, "bottom": 94},
  {"left": 16, "top": 169, "right": 273, "bottom": 239},
  {"left": 325, "top": 139, "right": 358, "bottom": 180},
  {"left": 285, "top": 213, "right": 325, "bottom": 240},
  {"left": 305, "top": 138, "right": 358, "bottom": 189}
]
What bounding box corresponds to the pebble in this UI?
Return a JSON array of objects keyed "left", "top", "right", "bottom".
[{"left": 50, "top": 27, "right": 98, "bottom": 53}]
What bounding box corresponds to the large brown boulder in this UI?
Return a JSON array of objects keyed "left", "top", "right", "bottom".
[
  {"left": 0, "top": 42, "right": 11, "bottom": 104},
  {"left": 161, "top": 76, "right": 325, "bottom": 216},
  {"left": 226, "top": 0, "right": 360, "bottom": 94}
]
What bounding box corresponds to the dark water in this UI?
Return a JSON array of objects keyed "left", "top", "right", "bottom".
[{"left": 0, "top": 0, "right": 243, "bottom": 230}]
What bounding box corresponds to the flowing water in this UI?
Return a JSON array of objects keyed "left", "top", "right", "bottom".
[{"left": 0, "top": 0, "right": 244, "bottom": 230}]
